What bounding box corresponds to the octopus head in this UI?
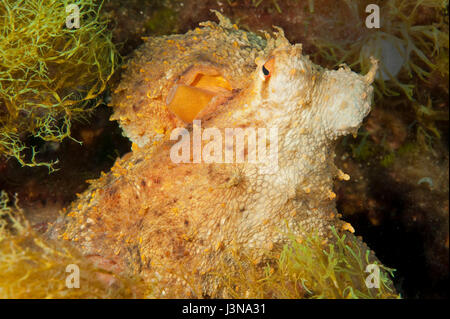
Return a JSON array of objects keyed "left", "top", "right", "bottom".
[{"left": 253, "top": 43, "right": 378, "bottom": 140}]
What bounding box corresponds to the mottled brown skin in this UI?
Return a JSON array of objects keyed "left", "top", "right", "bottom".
[{"left": 47, "top": 14, "right": 381, "bottom": 297}]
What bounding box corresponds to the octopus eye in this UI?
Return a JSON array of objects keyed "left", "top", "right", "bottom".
[
  {"left": 262, "top": 65, "right": 270, "bottom": 76},
  {"left": 260, "top": 56, "right": 275, "bottom": 80}
]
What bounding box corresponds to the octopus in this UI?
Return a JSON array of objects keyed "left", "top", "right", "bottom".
[{"left": 47, "top": 12, "right": 386, "bottom": 297}]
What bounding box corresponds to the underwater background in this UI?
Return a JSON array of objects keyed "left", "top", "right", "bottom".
[{"left": 0, "top": 0, "right": 448, "bottom": 298}]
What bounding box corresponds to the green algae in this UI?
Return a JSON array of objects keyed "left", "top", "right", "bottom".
[
  {"left": 0, "top": 0, "right": 118, "bottom": 171},
  {"left": 212, "top": 227, "right": 398, "bottom": 299},
  {"left": 311, "top": 0, "right": 448, "bottom": 149},
  {"left": 0, "top": 191, "right": 145, "bottom": 298}
]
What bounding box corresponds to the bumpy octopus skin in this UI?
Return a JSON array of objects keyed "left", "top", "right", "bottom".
[{"left": 47, "top": 13, "right": 383, "bottom": 296}]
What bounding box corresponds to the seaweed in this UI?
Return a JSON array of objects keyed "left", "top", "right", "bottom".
[
  {"left": 211, "top": 227, "right": 398, "bottom": 299},
  {"left": 311, "top": 0, "right": 448, "bottom": 147},
  {"left": 0, "top": 0, "right": 118, "bottom": 171},
  {"left": 0, "top": 192, "right": 399, "bottom": 299},
  {"left": 0, "top": 191, "right": 144, "bottom": 298}
]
